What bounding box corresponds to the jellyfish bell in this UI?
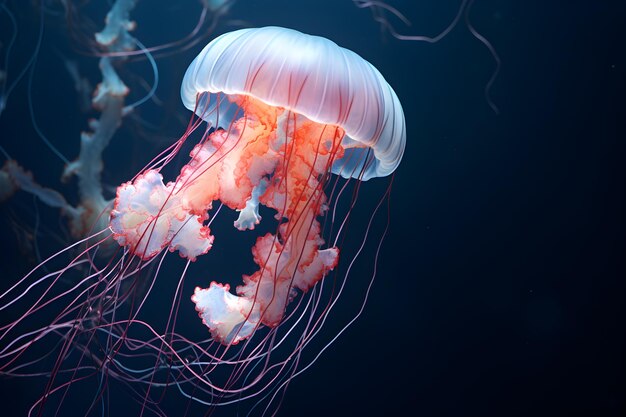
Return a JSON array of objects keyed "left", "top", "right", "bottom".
[
  {"left": 111, "top": 26, "right": 405, "bottom": 344},
  {"left": 181, "top": 26, "right": 405, "bottom": 181}
]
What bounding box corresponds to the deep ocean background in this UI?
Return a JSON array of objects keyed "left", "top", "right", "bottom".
[{"left": 0, "top": 1, "right": 625, "bottom": 416}]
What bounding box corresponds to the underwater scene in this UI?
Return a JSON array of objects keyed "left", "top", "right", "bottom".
[{"left": 0, "top": 1, "right": 624, "bottom": 416}]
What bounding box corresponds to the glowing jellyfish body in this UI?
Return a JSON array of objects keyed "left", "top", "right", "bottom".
[
  {"left": 111, "top": 27, "right": 405, "bottom": 344},
  {"left": 0, "top": 26, "right": 405, "bottom": 415}
]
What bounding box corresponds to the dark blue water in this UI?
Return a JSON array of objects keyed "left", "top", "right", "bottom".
[{"left": 0, "top": 1, "right": 624, "bottom": 416}]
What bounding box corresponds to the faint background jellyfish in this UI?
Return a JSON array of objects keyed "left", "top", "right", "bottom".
[
  {"left": 0, "top": 25, "right": 404, "bottom": 416},
  {"left": 0, "top": 0, "right": 235, "bottom": 266}
]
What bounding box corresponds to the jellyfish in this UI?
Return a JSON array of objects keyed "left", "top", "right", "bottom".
[
  {"left": 0, "top": 26, "right": 404, "bottom": 414},
  {"left": 110, "top": 26, "right": 404, "bottom": 344}
]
